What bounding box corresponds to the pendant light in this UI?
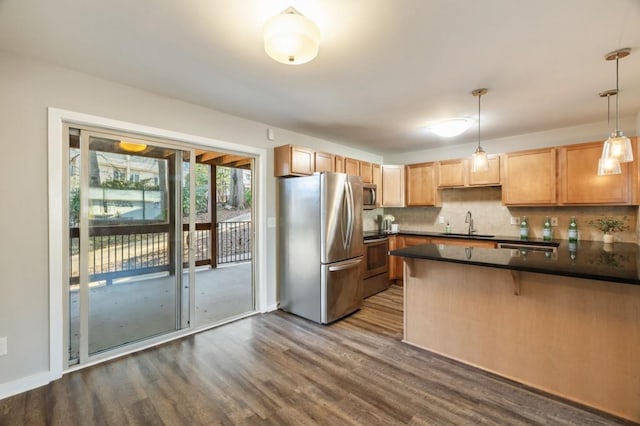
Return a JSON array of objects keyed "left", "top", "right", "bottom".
[
  {"left": 600, "top": 48, "right": 632, "bottom": 164},
  {"left": 263, "top": 7, "right": 320, "bottom": 65},
  {"left": 597, "top": 89, "right": 621, "bottom": 175},
  {"left": 471, "top": 88, "right": 489, "bottom": 173}
]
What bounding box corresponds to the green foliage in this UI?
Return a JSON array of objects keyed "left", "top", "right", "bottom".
[
  {"left": 101, "top": 178, "right": 159, "bottom": 190},
  {"left": 183, "top": 163, "right": 210, "bottom": 214},
  {"left": 588, "top": 216, "right": 628, "bottom": 234},
  {"left": 244, "top": 187, "right": 252, "bottom": 206}
]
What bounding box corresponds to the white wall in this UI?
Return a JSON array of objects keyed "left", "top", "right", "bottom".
[
  {"left": 0, "top": 50, "right": 382, "bottom": 391},
  {"left": 383, "top": 116, "right": 639, "bottom": 164}
]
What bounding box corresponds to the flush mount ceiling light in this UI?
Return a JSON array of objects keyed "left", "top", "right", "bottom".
[
  {"left": 119, "top": 141, "right": 147, "bottom": 153},
  {"left": 427, "top": 118, "right": 474, "bottom": 137},
  {"left": 471, "top": 88, "right": 489, "bottom": 173},
  {"left": 597, "top": 89, "right": 622, "bottom": 175},
  {"left": 263, "top": 7, "right": 320, "bottom": 65},
  {"left": 600, "top": 48, "right": 633, "bottom": 165}
]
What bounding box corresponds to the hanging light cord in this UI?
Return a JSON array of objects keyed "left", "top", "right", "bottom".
[
  {"left": 615, "top": 55, "right": 620, "bottom": 132},
  {"left": 477, "top": 92, "right": 482, "bottom": 149}
]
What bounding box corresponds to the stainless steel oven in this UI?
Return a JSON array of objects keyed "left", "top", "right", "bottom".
[{"left": 363, "top": 236, "right": 390, "bottom": 298}]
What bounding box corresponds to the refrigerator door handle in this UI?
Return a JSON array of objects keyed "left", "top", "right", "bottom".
[
  {"left": 328, "top": 257, "right": 362, "bottom": 272},
  {"left": 346, "top": 180, "right": 354, "bottom": 251}
]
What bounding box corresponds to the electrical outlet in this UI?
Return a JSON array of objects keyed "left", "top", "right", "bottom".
[
  {"left": 0, "top": 337, "right": 7, "bottom": 356},
  {"left": 551, "top": 217, "right": 558, "bottom": 226},
  {"left": 510, "top": 216, "right": 521, "bottom": 225},
  {"left": 438, "top": 216, "right": 445, "bottom": 224},
  {"left": 267, "top": 217, "right": 276, "bottom": 228}
]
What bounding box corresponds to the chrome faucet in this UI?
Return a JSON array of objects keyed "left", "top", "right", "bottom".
[{"left": 465, "top": 211, "right": 476, "bottom": 236}]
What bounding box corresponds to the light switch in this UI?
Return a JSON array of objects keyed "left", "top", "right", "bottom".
[
  {"left": 0, "top": 337, "right": 7, "bottom": 356},
  {"left": 268, "top": 217, "right": 276, "bottom": 228}
]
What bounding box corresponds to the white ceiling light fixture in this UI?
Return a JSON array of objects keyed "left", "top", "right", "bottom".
[
  {"left": 600, "top": 48, "right": 633, "bottom": 165},
  {"left": 263, "top": 7, "right": 320, "bottom": 65},
  {"left": 471, "top": 88, "right": 489, "bottom": 173},
  {"left": 597, "top": 89, "right": 621, "bottom": 175},
  {"left": 427, "top": 118, "right": 474, "bottom": 138}
]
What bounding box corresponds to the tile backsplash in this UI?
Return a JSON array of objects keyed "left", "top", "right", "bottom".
[{"left": 363, "top": 187, "right": 639, "bottom": 243}]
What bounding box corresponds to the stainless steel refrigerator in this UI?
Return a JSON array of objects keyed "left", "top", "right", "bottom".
[{"left": 278, "top": 172, "right": 364, "bottom": 324}]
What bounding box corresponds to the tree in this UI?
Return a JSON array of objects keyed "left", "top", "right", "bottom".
[{"left": 229, "top": 168, "right": 245, "bottom": 210}]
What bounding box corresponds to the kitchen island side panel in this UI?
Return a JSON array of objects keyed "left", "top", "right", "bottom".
[{"left": 403, "top": 258, "right": 640, "bottom": 423}]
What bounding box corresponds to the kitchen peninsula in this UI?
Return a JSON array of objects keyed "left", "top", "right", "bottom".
[{"left": 390, "top": 238, "right": 640, "bottom": 423}]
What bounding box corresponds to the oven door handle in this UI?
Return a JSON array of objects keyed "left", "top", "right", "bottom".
[{"left": 364, "top": 238, "right": 389, "bottom": 244}]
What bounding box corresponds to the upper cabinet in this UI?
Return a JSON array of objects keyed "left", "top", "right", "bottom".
[
  {"left": 314, "top": 151, "right": 334, "bottom": 173},
  {"left": 381, "top": 165, "right": 405, "bottom": 207},
  {"left": 345, "top": 157, "right": 360, "bottom": 176},
  {"left": 406, "top": 162, "right": 441, "bottom": 206},
  {"left": 274, "top": 145, "right": 315, "bottom": 177},
  {"left": 437, "top": 159, "right": 467, "bottom": 187},
  {"left": 558, "top": 139, "right": 637, "bottom": 205},
  {"left": 502, "top": 148, "right": 556, "bottom": 205},
  {"left": 468, "top": 155, "right": 501, "bottom": 186},
  {"left": 372, "top": 164, "right": 382, "bottom": 206},
  {"left": 437, "top": 156, "right": 501, "bottom": 188},
  {"left": 335, "top": 155, "right": 345, "bottom": 173},
  {"left": 359, "top": 161, "right": 373, "bottom": 183}
]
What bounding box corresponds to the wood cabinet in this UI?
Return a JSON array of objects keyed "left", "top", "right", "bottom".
[
  {"left": 438, "top": 159, "right": 467, "bottom": 187},
  {"left": 468, "top": 155, "right": 501, "bottom": 186},
  {"left": 502, "top": 148, "right": 556, "bottom": 205},
  {"left": 372, "top": 164, "right": 381, "bottom": 207},
  {"left": 388, "top": 235, "right": 403, "bottom": 282},
  {"left": 314, "top": 151, "right": 334, "bottom": 173},
  {"left": 381, "top": 165, "right": 405, "bottom": 207},
  {"left": 334, "top": 155, "right": 345, "bottom": 173},
  {"left": 274, "top": 145, "right": 315, "bottom": 177},
  {"left": 406, "top": 162, "right": 441, "bottom": 206},
  {"left": 429, "top": 238, "right": 497, "bottom": 249},
  {"left": 359, "top": 161, "right": 373, "bottom": 183},
  {"left": 558, "top": 140, "right": 637, "bottom": 205},
  {"left": 345, "top": 157, "right": 360, "bottom": 176}
]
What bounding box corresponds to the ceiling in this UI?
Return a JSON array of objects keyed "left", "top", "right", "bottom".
[{"left": 1, "top": 0, "right": 639, "bottom": 155}]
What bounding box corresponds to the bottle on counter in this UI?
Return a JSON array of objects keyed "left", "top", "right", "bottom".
[
  {"left": 543, "top": 216, "right": 552, "bottom": 241},
  {"left": 520, "top": 216, "right": 529, "bottom": 240},
  {"left": 445, "top": 222, "right": 451, "bottom": 234},
  {"left": 568, "top": 216, "right": 578, "bottom": 242}
]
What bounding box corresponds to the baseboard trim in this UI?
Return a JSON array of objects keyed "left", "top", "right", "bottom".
[
  {"left": 264, "top": 303, "right": 278, "bottom": 312},
  {"left": 0, "top": 371, "right": 53, "bottom": 401}
]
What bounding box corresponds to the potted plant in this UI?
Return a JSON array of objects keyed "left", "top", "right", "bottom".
[{"left": 588, "top": 216, "right": 628, "bottom": 244}]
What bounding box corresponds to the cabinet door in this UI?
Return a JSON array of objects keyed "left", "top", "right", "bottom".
[
  {"left": 372, "top": 164, "right": 382, "bottom": 207},
  {"left": 274, "top": 144, "right": 314, "bottom": 177},
  {"left": 360, "top": 161, "right": 373, "bottom": 183},
  {"left": 430, "top": 238, "right": 496, "bottom": 248},
  {"left": 315, "top": 151, "right": 335, "bottom": 173},
  {"left": 502, "top": 148, "right": 556, "bottom": 205},
  {"left": 558, "top": 141, "right": 632, "bottom": 204},
  {"left": 292, "top": 146, "right": 315, "bottom": 175},
  {"left": 345, "top": 158, "right": 360, "bottom": 176},
  {"left": 406, "top": 162, "right": 440, "bottom": 206},
  {"left": 469, "top": 155, "right": 501, "bottom": 186},
  {"left": 381, "top": 165, "right": 405, "bottom": 207},
  {"left": 335, "top": 155, "right": 345, "bottom": 173},
  {"left": 438, "top": 159, "right": 467, "bottom": 187},
  {"left": 388, "top": 235, "right": 405, "bottom": 282}
]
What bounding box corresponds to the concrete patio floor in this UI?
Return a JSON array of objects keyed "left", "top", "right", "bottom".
[{"left": 69, "top": 262, "right": 253, "bottom": 360}]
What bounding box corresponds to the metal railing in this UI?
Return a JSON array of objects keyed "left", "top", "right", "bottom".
[{"left": 69, "top": 221, "right": 251, "bottom": 284}]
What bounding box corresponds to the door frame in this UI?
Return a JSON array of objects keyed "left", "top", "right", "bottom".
[{"left": 48, "top": 107, "right": 268, "bottom": 380}]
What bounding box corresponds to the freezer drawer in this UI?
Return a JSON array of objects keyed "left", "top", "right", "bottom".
[{"left": 321, "top": 257, "right": 363, "bottom": 323}]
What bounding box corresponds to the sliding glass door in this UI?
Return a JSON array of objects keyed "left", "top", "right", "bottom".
[{"left": 66, "top": 127, "right": 256, "bottom": 366}]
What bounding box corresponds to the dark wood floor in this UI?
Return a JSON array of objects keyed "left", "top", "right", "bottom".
[{"left": 0, "top": 285, "right": 632, "bottom": 425}]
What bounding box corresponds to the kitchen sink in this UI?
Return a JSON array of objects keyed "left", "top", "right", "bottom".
[{"left": 437, "top": 233, "right": 495, "bottom": 238}]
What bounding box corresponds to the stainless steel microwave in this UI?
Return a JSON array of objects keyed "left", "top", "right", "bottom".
[{"left": 363, "top": 183, "right": 377, "bottom": 209}]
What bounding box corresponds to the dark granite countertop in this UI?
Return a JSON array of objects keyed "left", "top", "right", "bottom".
[{"left": 389, "top": 239, "right": 640, "bottom": 286}]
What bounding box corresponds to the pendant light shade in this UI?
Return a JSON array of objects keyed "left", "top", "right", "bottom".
[
  {"left": 263, "top": 7, "right": 320, "bottom": 65},
  {"left": 597, "top": 89, "right": 621, "bottom": 176},
  {"left": 471, "top": 88, "right": 489, "bottom": 173},
  {"left": 600, "top": 48, "right": 632, "bottom": 165}
]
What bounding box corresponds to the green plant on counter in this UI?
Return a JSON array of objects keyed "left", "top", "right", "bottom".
[{"left": 588, "top": 216, "right": 628, "bottom": 234}]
